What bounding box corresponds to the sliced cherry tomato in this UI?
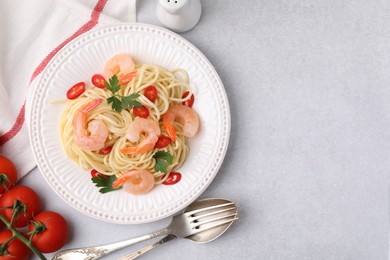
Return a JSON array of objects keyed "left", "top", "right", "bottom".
[
  {"left": 100, "top": 146, "right": 112, "bottom": 155},
  {"left": 144, "top": 86, "right": 158, "bottom": 102},
  {"left": 162, "top": 172, "right": 182, "bottom": 185},
  {"left": 91, "top": 74, "right": 106, "bottom": 89},
  {"left": 0, "top": 230, "right": 30, "bottom": 260},
  {"left": 66, "top": 82, "right": 85, "bottom": 99},
  {"left": 155, "top": 136, "right": 171, "bottom": 149},
  {"left": 133, "top": 105, "right": 149, "bottom": 118},
  {"left": 0, "top": 156, "right": 17, "bottom": 194},
  {"left": 182, "top": 91, "right": 195, "bottom": 107},
  {"left": 28, "top": 211, "right": 69, "bottom": 253},
  {"left": 0, "top": 186, "right": 41, "bottom": 228}
]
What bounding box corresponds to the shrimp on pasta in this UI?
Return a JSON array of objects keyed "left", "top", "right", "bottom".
[{"left": 59, "top": 53, "right": 199, "bottom": 195}]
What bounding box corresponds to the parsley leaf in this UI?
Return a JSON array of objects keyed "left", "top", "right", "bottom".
[
  {"left": 153, "top": 151, "right": 173, "bottom": 173},
  {"left": 105, "top": 75, "right": 141, "bottom": 112},
  {"left": 107, "top": 96, "right": 123, "bottom": 112},
  {"left": 105, "top": 75, "right": 120, "bottom": 94},
  {"left": 121, "top": 93, "right": 142, "bottom": 109},
  {"left": 91, "top": 174, "right": 122, "bottom": 194}
]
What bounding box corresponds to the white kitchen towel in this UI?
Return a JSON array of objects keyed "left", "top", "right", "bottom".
[{"left": 0, "top": 0, "right": 137, "bottom": 180}]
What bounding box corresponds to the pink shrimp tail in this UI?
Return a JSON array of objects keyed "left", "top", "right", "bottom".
[
  {"left": 81, "top": 98, "right": 103, "bottom": 113},
  {"left": 120, "top": 147, "right": 137, "bottom": 154},
  {"left": 112, "top": 176, "right": 127, "bottom": 189},
  {"left": 119, "top": 71, "right": 136, "bottom": 85},
  {"left": 164, "top": 123, "right": 177, "bottom": 142},
  {"left": 120, "top": 142, "right": 155, "bottom": 154}
]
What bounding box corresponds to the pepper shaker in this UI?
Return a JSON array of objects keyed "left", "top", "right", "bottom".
[{"left": 156, "top": 0, "right": 202, "bottom": 33}]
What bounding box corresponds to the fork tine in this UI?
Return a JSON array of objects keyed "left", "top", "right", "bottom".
[
  {"left": 192, "top": 212, "right": 238, "bottom": 228},
  {"left": 190, "top": 206, "right": 237, "bottom": 222},
  {"left": 193, "top": 216, "right": 239, "bottom": 233},
  {"left": 185, "top": 202, "right": 234, "bottom": 216}
]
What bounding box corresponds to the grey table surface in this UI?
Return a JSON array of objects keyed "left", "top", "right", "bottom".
[{"left": 23, "top": 0, "right": 389, "bottom": 259}]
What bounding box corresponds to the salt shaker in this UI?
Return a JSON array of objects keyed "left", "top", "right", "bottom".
[{"left": 156, "top": 0, "right": 202, "bottom": 33}]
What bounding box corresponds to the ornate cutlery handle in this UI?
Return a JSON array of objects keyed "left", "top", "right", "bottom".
[
  {"left": 52, "top": 229, "right": 169, "bottom": 260},
  {"left": 118, "top": 235, "right": 176, "bottom": 260}
]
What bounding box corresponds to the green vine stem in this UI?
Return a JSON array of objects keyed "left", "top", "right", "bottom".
[
  {"left": 0, "top": 208, "right": 46, "bottom": 259},
  {"left": 0, "top": 173, "right": 12, "bottom": 192}
]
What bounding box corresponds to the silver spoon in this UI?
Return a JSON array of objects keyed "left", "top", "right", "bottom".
[
  {"left": 118, "top": 198, "right": 238, "bottom": 259},
  {"left": 52, "top": 198, "right": 237, "bottom": 260}
]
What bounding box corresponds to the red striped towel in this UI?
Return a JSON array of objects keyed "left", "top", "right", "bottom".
[{"left": 0, "top": 0, "right": 137, "bottom": 180}]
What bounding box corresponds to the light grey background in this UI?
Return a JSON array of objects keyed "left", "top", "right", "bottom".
[{"left": 23, "top": 0, "right": 389, "bottom": 259}]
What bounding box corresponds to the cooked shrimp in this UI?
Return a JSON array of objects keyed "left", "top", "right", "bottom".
[
  {"left": 73, "top": 98, "right": 108, "bottom": 151},
  {"left": 162, "top": 104, "right": 199, "bottom": 142},
  {"left": 103, "top": 53, "right": 136, "bottom": 85},
  {"left": 112, "top": 170, "right": 155, "bottom": 194},
  {"left": 120, "top": 117, "right": 161, "bottom": 154}
]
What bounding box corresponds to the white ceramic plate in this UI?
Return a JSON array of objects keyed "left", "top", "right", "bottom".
[{"left": 28, "top": 23, "right": 230, "bottom": 224}]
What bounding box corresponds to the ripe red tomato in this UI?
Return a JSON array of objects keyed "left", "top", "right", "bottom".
[
  {"left": 182, "top": 91, "right": 194, "bottom": 107},
  {"left": 155, "top": 136, "right": 171, "bottom": 149},
  {"left": 144, "top": 86, "right": 158, "bottom": 102},
  {"left": 0, "top": 230, "right": 30, "bottom": 260},
  {"left": 0, "top": 156, "right": 17, "bottom": 194},
  {"left": 28, "top": 211, "right": 69, "bottom": 253},
  {"left": 91, "top": 74, "right": 106, "bottom": 89},
  {"left": 66, "top": 82, "right": 85, "bottom": 99},
  {"left": 0, "top": 186, "right": 41, "bottom": 228},
  {"left": 133, "top": 105, "right": 149, "bottom": 118},
  {"left": 162, "top": 172, "right": 181, "bottom": 185}
]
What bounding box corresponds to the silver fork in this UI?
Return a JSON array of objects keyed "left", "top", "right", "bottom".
[
  {"left": 51, "top": 202, "right": 237, "bottom": 260},
  {"left": 118, "top": 201, "right": 238, "bottom": 260}
]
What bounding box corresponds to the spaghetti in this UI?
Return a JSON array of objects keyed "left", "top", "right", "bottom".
[{"left": 59, "top": 55, "right": 199, "bottom": 194}]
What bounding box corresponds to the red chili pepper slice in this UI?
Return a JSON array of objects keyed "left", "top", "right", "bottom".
[
  {"left": 144, "top": 86, "right": 158, "bottom": 102},
  {"left": 90, "top": 169, "right": 108, "bottom": 180},
  {"left": 100, "top": 146, "right": 112, "bottom": 155},
  {"left": 91, "top": 74, "right": 106, "bottom": 89},
  {"left": 182, "top": 91, "right": 194, "bottom": 107},
  {"left": 90, "top": 169, "right": 100, "bottom": 178},
  {"left": 66, "top": 82, "right": 85, "bottom": 99},
  {"left": 162, "top": 172, "right": 181, "bottom": 185},
  {"left": 155, "top": 136, "right": 171, "bottom": 149},
  {"left": 133, "top": 105, "right": 149, "bottom": 118}
]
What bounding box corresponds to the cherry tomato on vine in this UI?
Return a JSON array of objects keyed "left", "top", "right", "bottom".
[
  {"left": 133, "top": 105, "right": 149, "bottom": 118},
  {"left": 0, "top": 186, "right": 41, "bottom": 228},
  {"left": 0, "top": 230, "right": 30, "bottom": 260},
  {"left": 66, "top": 82, "right": 85, "bottom": 99},
  {"left": 144, "top": 86, "right": 158, "bottom": 102},
  {"left": 0, "top": 156, "right": 17, "bottom": 194},
  {"left": 182, "top": 91, "right": 194, "bottom": 107},
  {"left": 28, "top": 211, "right": 69, "bottom": 253},
  {"left": 155, "top": 136, "right": 171, "bottom": 149},
  {"left": 162, "top": 172, "right": 181, "bottom": 185},
  {"left": 91, "top": 74, "right": 106, "bottom": 89}
]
